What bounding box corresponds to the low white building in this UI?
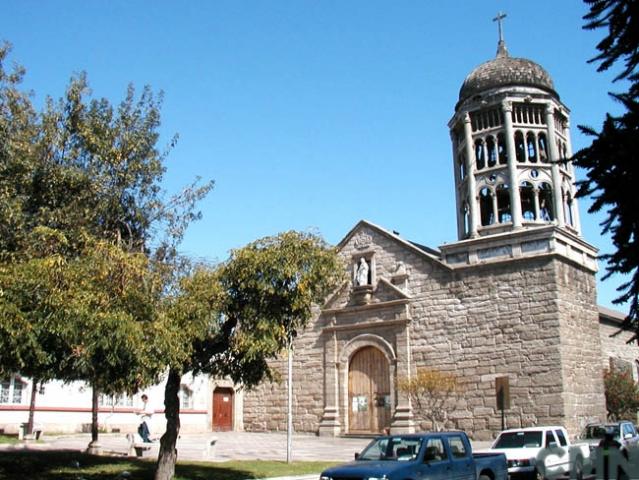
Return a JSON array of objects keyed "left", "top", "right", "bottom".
[{"left": 0, "top": 373, "right": 242, "bottom": 435}]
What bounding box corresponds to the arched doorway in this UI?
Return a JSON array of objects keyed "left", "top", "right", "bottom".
[
  {"left": 212, "top": 387, "right": 234, "bottom": 431},
  {"left": 348, "top": 346, "right": 391, "bottom": 433}
]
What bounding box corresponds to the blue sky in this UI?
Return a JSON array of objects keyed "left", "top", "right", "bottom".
[{"left": 2, "top": 1, "right": 628, "bottom": 311}]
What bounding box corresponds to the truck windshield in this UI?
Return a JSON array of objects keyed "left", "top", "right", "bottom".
[
  {"left": 359, "top": 436, "right": 423, "bottom": 461},
  {"left": 494, "top": 431, "right": 542, "bottom": 448}
]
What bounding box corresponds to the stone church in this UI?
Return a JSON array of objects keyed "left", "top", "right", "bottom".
[
  {"left": 239, "top": 36, "right": 626, "bottom": 440},
  {"left": 2, "top": 30, "right": 636, "bottom": 441}
]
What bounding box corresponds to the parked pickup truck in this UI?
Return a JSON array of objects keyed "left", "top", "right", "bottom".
[
  {"left": 320, "top": 431, "right": 507, "bottom": 480},
  {"left": 488, "top": 426, "right": 591, "bottom": 479},
  {"left": 577, "top": 421, "right": 639, "bottom": 452}
]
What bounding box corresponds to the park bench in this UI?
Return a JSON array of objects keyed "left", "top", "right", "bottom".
[{"left": 125, "top": 433, "right": 153, "bottom": 457}]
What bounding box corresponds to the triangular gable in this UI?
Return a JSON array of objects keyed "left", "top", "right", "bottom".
[{"left": 337, "top": 219, "right": 450, "bottom": 270}]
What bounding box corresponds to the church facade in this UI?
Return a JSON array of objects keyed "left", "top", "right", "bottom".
[{"left": 241, "top": 38, "right": 616, "bottom": 440}]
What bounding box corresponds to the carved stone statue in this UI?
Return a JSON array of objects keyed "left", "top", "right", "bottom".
[{"left": 355, "top": 258, "right": 369, "bottom": 286}]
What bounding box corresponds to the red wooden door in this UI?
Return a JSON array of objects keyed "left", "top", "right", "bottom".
[
  {"left": 348, "top": 346, "right": 391, "bottom": 433},
  {"left": 212, "top": 387, "right": 233, "bottom": 431}
]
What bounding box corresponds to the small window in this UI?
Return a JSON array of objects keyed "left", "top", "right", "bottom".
[
  {"left": 448, "top": 435, "right": 468, "bottom": 458},
  {"left": 555, "top": 429, "right": 568, "bottom": 447},
  {"left": 99, "top": 394, "right": 134, "bottom": 407},
  {"left": 0, "top": 376, "right": 26, "bottom": 405},
  {"left": 496, "top": 184, "right": 511, "bottom": 223},
  {"left": 545, "top": 430, "right": 557, "bottom": 447},
  {"left": 539, "top": 183, "right": 554, "bottom": 221},
  {"left": 520, "top": 181, "right": 535, "bottom": 220},
  {"left": 497, "top": 133, "right": 507, "bottom": 164},
  {"left": 479, "top": 187, "right": 493, "bottom": 226},
  {"left": 423, "top": 437, "right": 446, "bottom": 463},
  {"left": 515, "top": 131, "right": 525, "bottom": 162},
  {"left": 475, "top": 139, "right": 485, "bottom": 170},
  {"left": 527, "top": 132, "right": 537, "bottom": 162}
]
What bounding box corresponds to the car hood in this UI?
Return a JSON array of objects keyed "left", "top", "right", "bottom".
[
  {"left": 488, "top": 447, "right": 541, "bottom": 461},
  {"left": 322, "top": 460, "right": 414, "bottom": 477}
]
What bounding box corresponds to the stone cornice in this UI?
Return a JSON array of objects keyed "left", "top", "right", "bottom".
[
  {"left": 322, "top": 298, "right": 410, "bottom": 315},
  {"left": 322, "top": 317, "right": 410, "bottom": 333}
]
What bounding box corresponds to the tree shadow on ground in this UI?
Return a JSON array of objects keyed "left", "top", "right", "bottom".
[{"left": 0, "top": 450, "right": 256, "bottom": 480}]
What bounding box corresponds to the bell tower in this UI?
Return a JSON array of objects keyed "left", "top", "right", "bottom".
[{"left": 448, "top": 13, "right": 581, "bottom": 241}]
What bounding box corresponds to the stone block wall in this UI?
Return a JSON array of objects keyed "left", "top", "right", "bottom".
[{"left": 555, "top": 260, "right": 606, "bottom": 434}]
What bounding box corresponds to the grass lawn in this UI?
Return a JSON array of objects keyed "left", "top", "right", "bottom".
[
  {"left": 0, "top": 450, "right": 337, "bottom": 480},
  {"left": 0, "top": 437, "right": 18, "bottom": 446}
]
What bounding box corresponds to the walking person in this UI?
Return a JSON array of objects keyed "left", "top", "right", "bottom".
[{"left": 136, "top": 394, "right": 154, "bottom": 443}]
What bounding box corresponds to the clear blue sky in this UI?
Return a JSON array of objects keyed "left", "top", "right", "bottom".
[{"left": 2, "top": 1, "right": 628, "bottom": 312}]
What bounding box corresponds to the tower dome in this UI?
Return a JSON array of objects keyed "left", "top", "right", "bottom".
[
  {"left": 459, "top": 45, "right": 557, "bottom": 103},
  {"left": 448, "top": 28, "right": 581, "bottom": 241}
]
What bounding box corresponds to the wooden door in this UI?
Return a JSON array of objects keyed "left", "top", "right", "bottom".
[
  {"left": 348, "top": 346, "right": 391, "bottom": 433},
  {"left": 212, "top": 387, "right": 233, "bottom": 431}
]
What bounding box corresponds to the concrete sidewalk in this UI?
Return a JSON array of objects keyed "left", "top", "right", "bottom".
[{"left": 0, "top": 431, "right": 372, "bottom": 463}]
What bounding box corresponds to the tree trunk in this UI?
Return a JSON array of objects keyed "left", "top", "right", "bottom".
[
  {"left": 91, "top": 385, "right": 99, "bottom": 443},
  {"left": 27, "top": 378, "right": 38, "bottom": 435},
  {"left": 154, "top": 368, "right": 182, "bottom": 480}
]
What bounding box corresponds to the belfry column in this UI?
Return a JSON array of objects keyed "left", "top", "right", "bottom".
[
  {"left": 451, "top": 131, "right": 465, "bottom": 239},
  {"left": 501, "top": 100, "right": 523, "bottom": 227},
  {"left": 545, "top": 103, "right": 566, "bottom": 227},
  {"left": 462, "top": 113, "right": 479, "bottom": 237},
  {"left": 564, "top": 119, "right": 582, "bottom": 232}
]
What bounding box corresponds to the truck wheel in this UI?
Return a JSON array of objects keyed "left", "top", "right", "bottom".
[{"left": 534, "top": 469, "right": 545, "bottom": 480}]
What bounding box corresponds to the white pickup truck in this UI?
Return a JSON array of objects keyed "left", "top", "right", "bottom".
[{"left": 488, "top": 426, "right": 591, "bottom": 479}]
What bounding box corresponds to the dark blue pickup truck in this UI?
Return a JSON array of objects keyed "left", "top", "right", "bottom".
[{"left": 320, "top": 431, "right": 507, "bottom": 480}]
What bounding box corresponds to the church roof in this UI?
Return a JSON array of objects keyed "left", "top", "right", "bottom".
[{"left": 458, "top": 41, "right": 557, "bottom": 103}]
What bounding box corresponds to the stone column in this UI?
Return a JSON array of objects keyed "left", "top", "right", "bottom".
[
  {"left": 501, "top": 100, "right": 523, "bottom": 228},
  {"left": 319, "top": 329, "right": 341, "bottom": 436},
  {"left": 391, "top": 317, "right": 414, "bottom": 433},
  {"left": 462, "top": 113, "right": 479, "bottom": 237},
  {"left": 451, "top": 129, "right": 465, "bottom": 239},
  {"left": 545, "top": 103, "right": 566, "bottom": 227},
  {"left": 564, "top": 118, "right": 582, "bottom": 233},
  {"left": 533, "top": 187, "right": 541, "bottom": 221}
]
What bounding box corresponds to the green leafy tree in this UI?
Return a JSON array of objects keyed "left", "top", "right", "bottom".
[
  {"left": 0, "top": 43, "right": 213, "bottom": 444},
  {"left": 603, "top": 367, "right": 639, "bottom": 420},
  {"left": 573, "top": 0, "right": 639, "bottom": 338},
  {"left": 152, "top": 231, "right": 343, "bottom": 480},
  {"left": 397, "top": 369, "right": 463, "bottom": 432}
]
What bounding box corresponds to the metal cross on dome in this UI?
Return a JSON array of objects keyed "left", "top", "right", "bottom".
[{"left": 493, "top": 11, "right": 507, "bottom": 43}]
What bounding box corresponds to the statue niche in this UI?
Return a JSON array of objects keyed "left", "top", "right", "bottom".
[{"left": 353, "top": 257, "right": 373, "bottom": 305}]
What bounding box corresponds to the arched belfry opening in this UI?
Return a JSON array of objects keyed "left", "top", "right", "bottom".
[
  {"left": 449, "top": 12, "right": 581, "bottom": 240},
  {"left": 348, "top": 346, "right": 391, "bottom": 434}
]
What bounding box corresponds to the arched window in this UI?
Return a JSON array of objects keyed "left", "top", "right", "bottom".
[
  {"left": 539, "top": 183, "right": 554, "bottom": 221},
  {"left": 520, "top": 181, "right": 535, "bottom": 220},
  {"left": 479, "top": 187, "right": 493, "bottom": 226},
  {"left": 496, "top": 184, "right": 511, "bottom": 223},
  {"left": 487, "top": 136, "right": 497, "bottom": 167},
  {"left": 497, "top": 133, "right": 507, "bottom": 164},
  {"left": 458, "top": 153, "right": 466, "bottom": 180},
  {"left": 538, "top": 133, "right": 548, "bottom": 163},
  {"left": 475, "top": 139, "right": 485, "bottom": 170},
  {"left": 527, "top": 132, "right": 537, "bottom": 162},
  {"left": 515, "top": 131, "right": 525, "bottom": 162}
]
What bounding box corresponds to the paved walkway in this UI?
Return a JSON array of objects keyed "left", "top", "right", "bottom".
[{"left": 0, "top": 431, "right": 372, "bottom": 463}]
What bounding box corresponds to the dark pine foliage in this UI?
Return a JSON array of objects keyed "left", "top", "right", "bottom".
[{"left": 574, "top": 0, "right": 639, "bottom": 340}]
